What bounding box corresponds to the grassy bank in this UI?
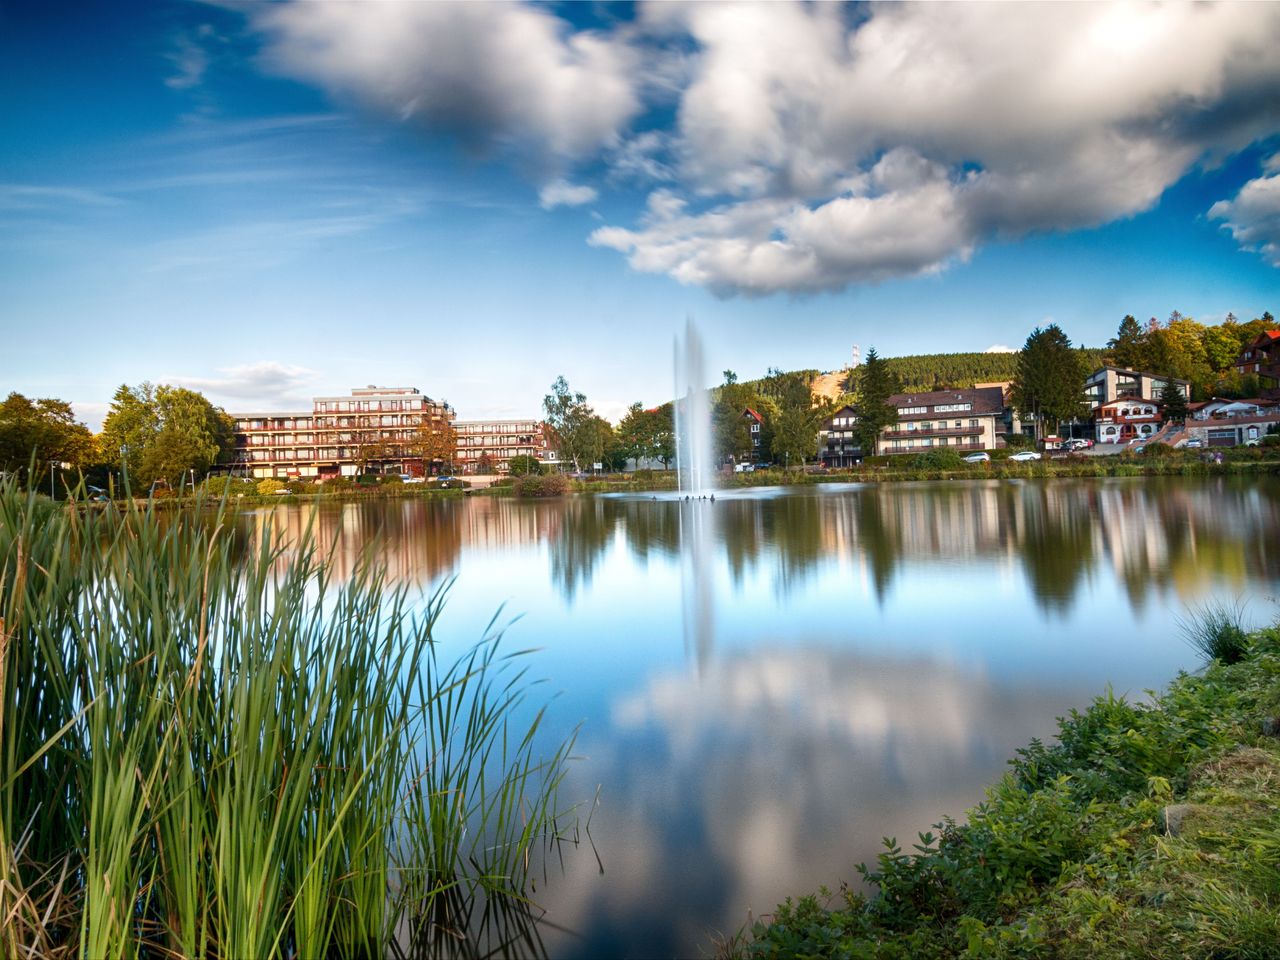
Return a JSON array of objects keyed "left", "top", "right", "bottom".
[
  {"left": 0, "top": 479, "right": 573, "bottom": 958},
  {"left": 737, "top": 617, "right": 1280, "bottom": 959}
]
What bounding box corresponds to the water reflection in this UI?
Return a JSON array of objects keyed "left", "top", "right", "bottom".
[
  {"left": 538, "top": 647, "right": 1099, "bottom": 959},
  {"left": 225, "top": 478, "right": 1280, "bottom": 958},
  {"left": 238, "top": 478, "right": 1280, "bottom": 626}
]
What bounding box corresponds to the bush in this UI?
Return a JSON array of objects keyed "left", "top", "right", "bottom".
[
  {"left": 1262, "top": 435, "right": 1280, "bottom": 448},
  {"left": 1004, "top": 433, "right": 1034, "bottom": 449},
  {"left": 381, "top": 474, "right": 403, "bottom": 485},
  {"left": 256, "top": 478, "right": 285, "bottom": 496},
  {"left": 1141, "top": 441, "right": 1174, "bottom": 457},
  {"left": 513, "top": 473, "right": 568, "bottom": 498},
  {"left": 910, "top": 449, "right": 965, "bottom": 470}
]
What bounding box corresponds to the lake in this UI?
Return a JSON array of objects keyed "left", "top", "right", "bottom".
[{"left": 234, "top": 476, "right": 1280, "bottom": 959}]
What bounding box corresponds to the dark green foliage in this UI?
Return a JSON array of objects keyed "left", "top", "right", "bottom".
[
  {"left": 1013, "top": 325, "right": 1089, "bottom": 436},
  {"left": 0, "top": 392, "right": 97, "bottom": 477},
  {"left": 851, "top": 348, "right": 900, "bottom": 455},
  {"left": 1160, "top": 379, "right": 1190, "bottom": 424},
  {"left": 1141, "top": 441, "right": 1175, "bottom": 457},
  {"left": 910, "top": 448, "right": 965, "bottom": 469},
  {"left": 1108, "top": 315, "right": 1146, "bottom": 370}
]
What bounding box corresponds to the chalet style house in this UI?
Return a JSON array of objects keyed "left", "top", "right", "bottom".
[
  {"left": 819, "top": 387, "right": 1005, "bottom": 464},
  {"left": 1083, "top": 366, "right": 1190, "bottom": 409},
  {"left": 1093, "top": 398, "right": 1161, "bottom": 444},
  {"left": 1235, "top": 330, "right": 1280, "bottom": 399}
]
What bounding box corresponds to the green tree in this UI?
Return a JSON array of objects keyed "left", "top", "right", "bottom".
[
  {"left": 102, "top": 383, "right": 233, "bottom": 486},
  {"left": 0, "top": 392, "right": 96, "bottom": 480},
  {"left": 850, "top": 347, "right": 900, "bottom": 455},
  {"left": 507, "top": 454, "right": 543, "bottom": 476},
  {"left": 1159, "top": 379, "right": 1190, "bottom": 425},
  {"left": 1013, "top": 325, "right": 1088, "bottom": 440},
  {"left": 1107, "top": 315, "right": 1147, "bottom": 370},
  {"left": 542, "top": 376, "right": 601, "bottom": 472}
]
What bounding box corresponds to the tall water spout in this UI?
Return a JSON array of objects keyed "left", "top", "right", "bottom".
[{"left": 674, "top": 319, "right": 715, "bottom": 494}]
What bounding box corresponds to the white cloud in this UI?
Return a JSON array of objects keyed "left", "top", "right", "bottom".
[
  {"left": 165, "top": 27, "right": 213, "bottom": 90},
  {"left": 599, "top": 1, "right": 1280, "bottom": 295},
  {"left": 244, "top": 1, "right": 1280, "bottom": 295},
  {"left": 1209, "top": 158, "right": 1280, "bottom": 267},
  {"left": 164, "top": 361, "right": 319, "bottom": 410},
  {"left": 538, "top": 179, "right": 598, "bottom": 210},
  {"left": 252, "top": 1, "right": 641, "bottom": 166},
  {"left": 984, "top": 345, "right": 1017, "bottom": 354}
]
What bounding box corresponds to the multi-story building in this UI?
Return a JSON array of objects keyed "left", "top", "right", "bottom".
[
  {"left": 875, "top": 387, "right": 1005, "bottom": 456},
  {"left": 820, "top": 404, "right": 862, "bottom": 467},
  {"left": 453, "top": 419, "right": 554, "bottom": 475},
  {"left": 1084, "top": 366, "right": 1190, "bottom": 409},
  {"left": 232, "top": 386, "right": 454, "bottom": 479},
  {"left": 1235, "top": 330, "right": 1280, "bottom": 399}
]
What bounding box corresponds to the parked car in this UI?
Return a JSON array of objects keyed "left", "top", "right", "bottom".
[
  {"left": 1065, "top": 438, "right": 1093, "bottom": 450},
  {"left": 1184, "top": 439, "right": 1203, "bottom": 449},
  {"left": 1008, "top": 451, "right": 1041, "bottom": 462},
  {"left": 962, "top": 452, "right": 990, "bottom": 463}
]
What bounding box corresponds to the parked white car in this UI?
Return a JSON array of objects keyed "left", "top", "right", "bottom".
[
  {"left": 1008, "top": 451, "right": 1041, "bottom": 462},
  {"left": 963, "top": 452, "right": 990, "bottom": 463}
]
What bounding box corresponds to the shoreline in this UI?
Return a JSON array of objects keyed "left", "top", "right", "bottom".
[{"left": 733, "top": 623, "right": 1280, "bottom": 959}]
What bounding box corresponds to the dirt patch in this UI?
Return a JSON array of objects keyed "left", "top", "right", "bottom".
[{"left": 1189, "top": 745, "right": 1278, "bottom": 787}]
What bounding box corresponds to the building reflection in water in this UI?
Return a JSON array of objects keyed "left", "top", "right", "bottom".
[{"left": 221, "top": 477, "right": 1280, "bottom": 960}]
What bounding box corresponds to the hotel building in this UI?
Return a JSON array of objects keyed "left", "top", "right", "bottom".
[
  {"left": 875, "top": 386, "right": 1005, "bottom": 456},
  {"left": 232, "top": 386, "right": 454, "bottom": 479},
  {"left": 453, "top": 419, "right": 555, "bottom": 475}
]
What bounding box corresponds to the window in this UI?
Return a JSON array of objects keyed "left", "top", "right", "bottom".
[
  {"left": 934, "top": 403, "right": 971, "bottom": 413},
  {"left": 899, "top": 406, "right": 926, "bottom": 415},
  {"left": 969, "top": 419, "right": 978, "bottom": 428}
]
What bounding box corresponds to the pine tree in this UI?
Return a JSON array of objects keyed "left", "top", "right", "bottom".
[
  {"left": 1013, "top": 325, "right": 1088, "bottom": 440},
  {"left": 1107, "top": 315, "right": 1147, "bottom": 370},
  {"left": 851, "top": 347, "right": 900, "bottom": 455},
  {"left": 1159, "top": 379, "right": 1189, "bottom": 425}
]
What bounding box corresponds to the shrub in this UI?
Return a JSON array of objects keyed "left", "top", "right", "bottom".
[
  {"left": 1141, "top": 441, "right": 1174, "bottom": 458},
  {"left": 514, "top": 473, "right": 568, "bottom": 497},
  {"left": 382, "top": 473, "right": 403, "bottom": 485},
  {"left": 1262, "top": 435, "right": 1280, "bottom": 448},
  {"left": 256, "top": 477, "right": 285, "bottom": 496},
  {"left": 910, "top": 449, "right": 965, "bottom": 470},
  {"left": 1004, "top": 433, "right": 1034, "bottom": 449}
]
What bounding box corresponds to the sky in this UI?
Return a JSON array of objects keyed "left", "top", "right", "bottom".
[{"left": 2, "top": 1, "right": 1279, "bottom": 429}]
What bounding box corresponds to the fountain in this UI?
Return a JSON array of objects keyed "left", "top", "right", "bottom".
[
  {"left": 673, "top": 318, "right": 716, "bottom": 494},
  {"left": 673, "top": 318, "right": 716, "bottom": 667}
]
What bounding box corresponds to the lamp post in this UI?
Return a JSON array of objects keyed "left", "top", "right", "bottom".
[{"left": 49, "top": 460, "right": 57, "bottom": 500}]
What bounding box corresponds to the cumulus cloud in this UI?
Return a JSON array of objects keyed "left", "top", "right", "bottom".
[
  {"left": 984, "top": 345, "right": 1017, "bottom": 354},
  {"left": 165, "top": 361, "right": 319, "bottom": 409},
  {"left": 538, "top": 178, "right": 598, "bottom": 210},
  {"left": 1209, "top": 158, "right": 1280, "bottom": 267},
  {"left": 251, "top": 1, "right": 641, "bottom": 166},
  {"left": 245, "top": 1, "right": 1280, "bottom": 295}
]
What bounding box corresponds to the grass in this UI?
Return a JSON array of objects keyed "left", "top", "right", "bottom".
[
  {"left": 0, "top": 477, "right": 575, "bottom": 958},
  {"left": 734, "top": 616, "right": 1280, "bottom": 959},
  {"left": 1179, "top": 598, "right": 1253, "bottom": 665}
]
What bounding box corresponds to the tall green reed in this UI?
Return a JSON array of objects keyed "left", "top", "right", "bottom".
[{"left": 0, "top": 478, "right": 574, "bottom": 958}]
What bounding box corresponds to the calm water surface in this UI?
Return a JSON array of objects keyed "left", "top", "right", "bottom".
[{"left": 238, "top": 477, "right": 1280, "bottom": 959}]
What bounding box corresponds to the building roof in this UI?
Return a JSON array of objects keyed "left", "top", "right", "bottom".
[
  {"left": 887, "top": 386, "right": 1004, "bottom": 418},
  {"left": 742, "top": 407, "right": 763, "bottom": 423},
  {"left": 1096, "top": 397, "right": 1162, "bottom": 411}
]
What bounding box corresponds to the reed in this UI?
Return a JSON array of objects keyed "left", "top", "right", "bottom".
[{"left": 0, "top": 477, "right": 573, "bottom": 958}]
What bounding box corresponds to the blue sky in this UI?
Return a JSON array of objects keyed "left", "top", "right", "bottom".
[{"left": 2, "top": 1, "right": 1278, "bottom": 428}]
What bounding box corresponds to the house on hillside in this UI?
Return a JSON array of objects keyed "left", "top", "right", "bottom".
[
  {"left": 875, "top": 386, "right": 1004, "bottom": 456},
  {"left": 1191, "top": 398, "right": 1279, "bottom": 421},
  {"left": 742, "top": 407, "right": 764, "bottom": 462},
  {"left": 1084, "top": 366, "right": 1190, "bottom": 409},
  {"left": 1094, "top": 398, "right": 1161, "bottom": 445},
  {"left": 1234, "top": 331, "right": 1280, "bottom": 399},
  {"left": 820, "top": 404, "right": 861, "bottom": 467}
]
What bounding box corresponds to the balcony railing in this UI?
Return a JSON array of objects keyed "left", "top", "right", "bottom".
[{"left": 882, "top": 424, "right": 983, "bottom": 439}]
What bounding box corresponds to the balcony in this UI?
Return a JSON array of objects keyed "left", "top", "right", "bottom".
[{"left": 882, "top": 424, "right": 983, "bottom": 439}]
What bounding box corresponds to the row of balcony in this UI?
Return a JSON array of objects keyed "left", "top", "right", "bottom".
[{"left": 882, "top": 424, "right": 983, "bottom": 439}]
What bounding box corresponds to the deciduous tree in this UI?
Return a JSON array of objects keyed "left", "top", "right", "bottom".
[
  {"left": 542, "top": 376, "right": 599, "bottom": 472},
  {"left": 0, "top": 392, "right": 96, "bottom": 480},
  {"left": 101, "top": 383, "right": 233, "bottom": 486}
]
